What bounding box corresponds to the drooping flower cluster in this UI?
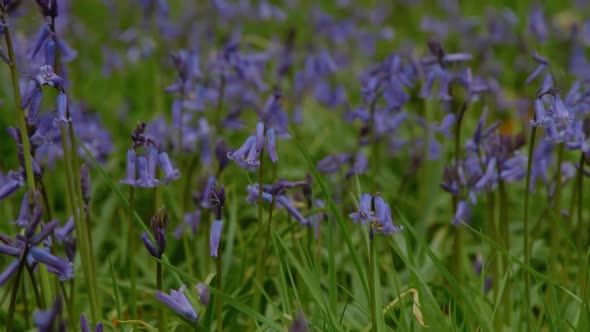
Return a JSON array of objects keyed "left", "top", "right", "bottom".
[
  {"left": 143, "top": 206, "right": 169, "bottom": 259},
  {"left": 349, "top": 193, "right": 403, "bottom": 235},
  {"left": 121, "top": 121, "right": 181, "bottom": 188}
]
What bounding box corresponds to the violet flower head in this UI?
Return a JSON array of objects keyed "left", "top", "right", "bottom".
[
  {"left": 0, "top": 170, "right": 25, "bottom": 200},
  {"left": 34, "top": 296, "right": 65, "bottom": 332},
  {"left": 136, "top": 155, "right": 159, "bottom": 188},
  {"left": 452, "top": 200, "right": 472, "bottom": 226},
  {"left": 525, "top": 53, "right": 549, "bottom": 84},
  {"left": 209, "top": 219, "right": 223, "bottom": 257},
  {"left": 120, "top": 148, "right": 137, "bottom": 186},
  {"left": 290, "top": 312, "right": 309, "bottom": 332},
  {"left": 275, "top": 195, "right": 309, "bottom": 225},
  {"left": 0, "top": 260, "right": 20, "bottom": 288},
  {"left": 227, "top": 135, "right": 260, "bottom": 171},
  {"left": 30, "top": 247, "right": 73, "bottom": 281},
  {"left": 159, "top": 151, "right": 181, "bottom": 184},
  {"left": 373, "top": 195, "right": 403, "bottom": 235},
  {"left": 156, "top": 286, "right": 197, "bottom": 321},
  {"left": 316, "top": 153, "right": 351, "bottom": 174},
  {"left": 196, "top": 282, "right": 210, "bottom": 306},
  {"left": 266, "top": 127, "right": 278, "bottom": 163},
  {"left": 349, "top": 193, "right": 378, "bottom": 225},
  {"left": 80, "top": 313, "right": 104, "bottom": 332},
  {"left": 143, "top": 206, "right": 168, "bottom": 258}
]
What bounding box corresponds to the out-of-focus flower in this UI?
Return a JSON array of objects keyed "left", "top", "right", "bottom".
[{"left": 156, "top": 286, "right": 197, "bottom": 320}]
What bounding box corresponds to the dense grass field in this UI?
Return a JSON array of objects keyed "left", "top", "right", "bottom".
[{"left": 1, "top": 0, "right": 590, "bottom": 331}]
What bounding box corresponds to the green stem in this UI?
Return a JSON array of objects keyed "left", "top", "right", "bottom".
[
  {"left": 60, "top": 126, "right": 99, "bottom": 324},
  {"left": 487, "top": 192, "right": 501, "bottom": 329},
  {"left": 523, "top": 123, "right": 537, "bottom": 329},
  {"left": 6, "top": 246, "right": 29, "bottom": 332},
  {"left": 498, "top": 180, "right": 511, "bottom": 324},
  {"left": 575, "top": 153, "right": 585, "bottom": 252},
  {"left": 128, "top": 187, "right": 137, "bottom": 318},
  {"left": 552, "top": 144, "right": 564, "bottom": 279},
  {"left": 216, "top": 253, "right": 223, "bottom": 332},
  {"left": 369, "top": 235, "right": 376, "bottom": 332},
  {"left": 253, "top": 138, "right": 266, "bottom": 312},
  {"left": 0, "top": 6, "right": 37, "bottom": 194},
  {"left": 26, "top": 264, "right": 43, "bottom": 309},
  {"left": 59, "top": 282, "right": 76, "bottom": 332},
  {"left": 157, "top": 262, "right": 166, "bottom": 332}
]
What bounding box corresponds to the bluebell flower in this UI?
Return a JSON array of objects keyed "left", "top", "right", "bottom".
[
  {"left": 275, "top": 195, "right": 308, "bottom": 225},
  {"left": 525, "top": 53, "right": 549, "bottom": 84},
  {"left": 156, "top": 286, "right": 197, "bottom": 320},
  {"left": 0, "top": 170, "right": 25, "bottom": 200},
  {"left": 527, "top": 5, "right": 548, "bottom": 43},
  {"left": 53, "top": 92, "right": 70, "bottom": 127},
  {"left": 196, "top": 282, "right": 210, "bottom": 306},
  {"left": 34, "top": 297, "right": 65, "bottom": 332},
  {"left": 349, "top": 193, "right": 378, "bottom": 225},
  {"left": 120, "top": 149, "right": 137, "bottom": 186},
  {"left": 227, "top": 136, "right": 260, "bottom": 171},
  {"left": 266, "top": 127, "right": 278, "bottom": 163},
  {"left": 0, "top": 260, "right": 19, "bottom": 287},
  {"left": 80, "top": 313, "right": 104, "bottom": 332},
  {"left": 209, "top": 219, "right": 223, "bottom": 257},
  {"left": 30, "top": 247, "right": 73, "bottom": 281},
  {"left": 136, "top": 155, "right": 159, "bottom": 188},
  {"left": 159, "top": 151, "right": 181, "bottom": 184},
  {"left": 373, "top": 195, "right": 403, "bottom": 235},
  {"left": 316, "top": 153, "right": 350, "bottom": 174},
  {"left": 452, "top": 200, "right": 472, "bottom": 226}
]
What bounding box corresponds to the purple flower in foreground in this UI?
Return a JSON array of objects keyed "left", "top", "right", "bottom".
[
  {"left": 156, "top": 286, "right": 197, "bottom": 320},
  {"left": 159, "top": 151, "right": 181, "bottom": 184},
  {"left": 290, "top": 312, "right": 309, "bottom": 332},
  {"left": 0, "top": 260, "right": 19, "bottom": 288},
  {"left": 349, "top": 193, "right": 403, "bottom": 235},
  {"left": 227, "top": 135, "right": 260, "bottom": 171},
  {"left": 0, "top": 170, "right": 25, "bottom": 200},
  {"left": 120, "top": 149, "right": 137, "bottom": 186},
  {"left": 143, "top": 206, "right": 168, "bottom": 258},
  {"left": 30, "top": 247, "right": 73, "bottom": 281},
  {"left": 373, "top": 195, "right": 403, "bottom": 235},
  {"left": 196, "top": 283, "right": 210, "bottom": 306},
  {"left": 349, "top": 193, "right": 377, "bottom": 225},
  {"left": 452, "top": 200, "right": 472, "bottom": 226},
  {"left": 525, "top": 53, "right": 549, "bottom": 84},
  {"left": 34, "top": 297, "right": 65, "bottom": 332},
  {"left": 210, "top": 219, "right": 223, "bottom": 257},
  {"left": 80, "top": 313, "right": 103, "bottom": 332}
]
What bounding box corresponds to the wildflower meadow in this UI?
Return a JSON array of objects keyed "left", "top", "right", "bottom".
[{"left": 1, "top": 0, "right": 590, "bottom": 331}]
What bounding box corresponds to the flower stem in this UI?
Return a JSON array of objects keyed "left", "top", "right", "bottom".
[
  {"left": 369, "top": 235, "right": 377, "bottom": 331},
  {"left": 128, "top": 186, "right": 137, "bottom": 318},
  {"left": 575, "top": 153, "right": 585, "bottom": 252},
  {"left": 498, "top": 179, "right": 511, "bottom": 324},
  {"left": 253, "top": 134, "right": 266, "bottom": 312},
  {"left": 6, "top": 246, "right": 29, "bottom": 332},
  {"left": 216, "top": 252, "right": 223, "bottom": 332},
  {"left": 60, "top": 125, "right": 100, "bottom": 324},
  {"left": 552, "top": 144, "right": 564, "bottom": 279},
  {"left": 0, "top": 6, "right": 37, "bottom": 195},
  {"left": 523, "top": 122, "right": 537, "bottom": 328},
  {"left": 157, "top": 261, "right": 166, "bottom": 332}
]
